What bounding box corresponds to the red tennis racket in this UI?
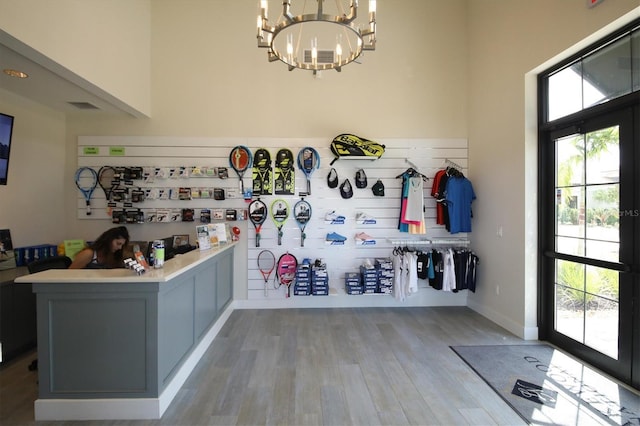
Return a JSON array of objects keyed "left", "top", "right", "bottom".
[
  {"left": 249, "top": 199, "right": 268, "bottom": 247},
  {"left": 257, "top": 250, "right": 276, "bottom": 297},
  {"left": 229, "top": 145, "right": 252, "bottom": 193},
  {"left": 276, "top": 252, "right": 297, "bottom": 298}
]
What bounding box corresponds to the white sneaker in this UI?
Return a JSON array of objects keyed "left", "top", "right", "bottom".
[
  {"left": 325, "top": 210, "right": 346, "bottom": 222},
  {"left": 356, "top": 212, "right": 376, "bottom": 223}
]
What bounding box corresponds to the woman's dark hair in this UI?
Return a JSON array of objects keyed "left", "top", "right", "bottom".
[{"left": 90, "top": 226, "right": 130, "bottom": 263}]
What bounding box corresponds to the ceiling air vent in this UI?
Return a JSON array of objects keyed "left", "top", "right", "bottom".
[
  {"left": 303, "top": 49, "right": 334, "bottom": 64},
  {"left": 67, "top": 101, "right": 99, "bottom": 110}
]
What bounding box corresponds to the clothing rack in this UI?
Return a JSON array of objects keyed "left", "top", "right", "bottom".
[
  {"left": 388, "top": 238, "right": 470, "bottom": 247},
  {"left": 396, "top": 163, "right": 430, "bottom": 181},
  {"left": 444, "top": 158, "right": 464, "bottom": 171}
]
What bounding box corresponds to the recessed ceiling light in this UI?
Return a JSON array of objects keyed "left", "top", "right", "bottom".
[{"left": 3, "top": 68, "right": 29, "bottom": 78}]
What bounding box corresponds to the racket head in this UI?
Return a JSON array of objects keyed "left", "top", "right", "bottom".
[
  {"left": 297, "top": 147, "right": 320, "bottom": 176},
  {"left": 229, "top": 145, "right": 252, "bottom": 173},
  {"left": 276, "top": 148, "right": 294, "bottom": 168},
  {"left": 257, "top": 250, "right": 276, "bottom": 277},
  {"left": 276, "top": 252, "right": 298, "bottom": 285},
  {"left": 248, "top": 199, "right": 268, "bottom": 225},
  {"left": 98, "top": 166, "right": 117, "bottom": 199},
  {"left": 253, "top": 148, "right": 272, "bottom": 168},
  {"left": 270, "top": 199, "right": 289, "bottom": 225},
  {"left": 75, "top": 167, "right": 98, "bottom": 190},
  {"left": 293, "top": 199, "right": 312, "bottom": 226}
]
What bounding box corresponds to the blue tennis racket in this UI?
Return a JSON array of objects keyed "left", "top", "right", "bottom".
[
  {"left": 75, "top": 166, "right": 98, "bottom": 215},
  {"left": 297, "top": 147, "right": 320, "bottom": 195}
]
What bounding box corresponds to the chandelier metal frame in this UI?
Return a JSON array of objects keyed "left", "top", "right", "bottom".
[{"left": 257, "top": 0, "right": 376, "bottom": 73}]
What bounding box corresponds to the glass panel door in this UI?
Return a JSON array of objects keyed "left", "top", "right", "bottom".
[
  {"left": 545, "top": 110, "right": 637, "bottom": 388},
  {"left": 554, "top": 127, "right": 620, "bottom": 359}
]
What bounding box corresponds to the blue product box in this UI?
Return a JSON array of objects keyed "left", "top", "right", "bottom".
[
  {"left": 345, "top": 282, "right": 363, "bottom": 295},
  {"left": 312, "top": 287, "right": 329, "bottom": 296},
  {"left": 294, "top": 285, "right": 311, "bottom": 295}
]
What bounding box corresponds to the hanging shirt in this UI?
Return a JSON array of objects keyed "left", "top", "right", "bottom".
[
  {"left": 404, "top": 177, "right": 424, "bottom": 222},
  {"left": 442, "top": 248, "right": 456, "bottom": 292},
  {"left": 407, "top": 252, "right": 419, "bottom": 295},
  {"left": 393, "top": 253, "right": 405, "bottom": 301},
  {"left": 445, "top": 176, "right": 476, "bottom": 234},
  {"left": 431, "top": 169, "right": 447, "bottom": 225}
]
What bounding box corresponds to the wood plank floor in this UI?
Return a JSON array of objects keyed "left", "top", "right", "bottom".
[{"left": 0, "top": 307, "right": 527, "bottom": 425}]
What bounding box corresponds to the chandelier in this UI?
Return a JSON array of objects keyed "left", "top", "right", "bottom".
[{"left": 257, "top": 0, "right": 377, "bottom": 73}]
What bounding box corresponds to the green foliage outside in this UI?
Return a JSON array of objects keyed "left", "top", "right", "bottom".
[{"left": 556, "top": 260, "right": 618, "bottom": 311}]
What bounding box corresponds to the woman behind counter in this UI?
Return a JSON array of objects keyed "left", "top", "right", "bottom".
[{"left": 69, "top": 226, "right": 130, "bottom": 269}]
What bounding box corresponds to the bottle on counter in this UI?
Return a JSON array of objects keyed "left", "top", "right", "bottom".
[{"left": 152, "top": 240, "right": 164, "bottom": 268}]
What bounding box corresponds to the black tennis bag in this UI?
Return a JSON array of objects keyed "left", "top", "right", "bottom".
[{"left": 330, "top": 134, "right": 385, "bottom": 165}]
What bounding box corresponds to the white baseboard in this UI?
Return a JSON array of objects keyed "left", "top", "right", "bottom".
[{"left": 467, "top": 298, "right": 538, "bottom": 340}]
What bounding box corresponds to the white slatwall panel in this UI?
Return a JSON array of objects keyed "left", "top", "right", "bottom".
[{"left": 78, "top": 136, "right": 472, "bottom": 305}]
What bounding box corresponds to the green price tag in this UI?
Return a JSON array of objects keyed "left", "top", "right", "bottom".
[
  {"left": 109, "top": 146, "right": 125, "bottom": 156},
  {"left": 83, "top": 147, "right": 100, "bottom": 155}
]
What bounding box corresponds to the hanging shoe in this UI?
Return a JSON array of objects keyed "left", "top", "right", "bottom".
[
  {"left": 325, "top": 211, "right": 346, "bottom": 222},
  {"left": 356, "top": 212, "right": 376, "bottom": 224},
  {"left": 326, "top": 232, "right": 347, "bottom": 242},
  {"left": 355, "top": 232, "right": 374, "bottom": 242}
]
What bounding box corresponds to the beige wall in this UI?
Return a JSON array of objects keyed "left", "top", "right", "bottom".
[
  {"left": 0, "top": 88, "right": 67, "bottom": 247},
  {"left": 1, "top": 0, "right": 637, "bottom": 337},
  {"left": 0, "top": 0, "right": 151, "bottom": 117},
  {"left": 466, "top": 1, "right": 639, "bottom": 338}
]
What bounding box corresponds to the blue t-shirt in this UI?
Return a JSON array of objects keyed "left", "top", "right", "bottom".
[{"left": 445, "top": 177, "right": 476, "bottom": 233}]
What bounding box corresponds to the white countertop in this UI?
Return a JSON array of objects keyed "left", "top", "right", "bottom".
[{"left": 15, "top": 243, "right": 235, "bottom": 284}]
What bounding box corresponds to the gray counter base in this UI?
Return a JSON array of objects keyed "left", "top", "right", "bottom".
[{"left": 34, "top": 302, "right": 234, "bottom": 421}]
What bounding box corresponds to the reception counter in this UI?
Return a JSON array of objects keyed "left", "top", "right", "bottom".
[{"left": 15, "top": 243, "right": 235, "bottom": 421}]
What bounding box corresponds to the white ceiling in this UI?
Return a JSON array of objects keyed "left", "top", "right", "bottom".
[{"left": 0, "top": 39, "right": 139, "bottom": 117}]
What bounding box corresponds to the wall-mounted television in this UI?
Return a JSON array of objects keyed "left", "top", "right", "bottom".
[{"left": 0, "top": 112, "right": 15, "bottom": 185}]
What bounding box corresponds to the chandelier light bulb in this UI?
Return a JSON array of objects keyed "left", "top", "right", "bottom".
[
  {"left": 311, "top": 37, "right": 318, "bottom": 66},
  {"left": 287, "top": 33, "right": 294, "bottom": 63}
]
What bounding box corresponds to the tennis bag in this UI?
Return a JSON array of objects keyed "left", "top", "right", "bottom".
[{"left": 330, "top": 134, "right": 385, "bottom": 165}]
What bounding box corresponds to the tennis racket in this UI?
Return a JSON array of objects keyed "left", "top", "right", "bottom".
[
  {"left": 257, "top": 249, "right": 276, "bottom": 297},
  {"left": 276, "top": 252, "right": 298, "bottom": 298},
  {"left": 294, "top": 198, "right": 312, "bottom": 247},
  {"left": 75, "top": 166, "right": 98, "bottom": 215},
  {"left": 248, "top": 199, "right": 268, "bottom": 247},
  {"left": 297, "top": 147, "right": 320, "bottom": 195},
  {"left": 229, "top": 145, "right": 252, "bottom": 193},
  {"left": 252, "top": 148, "right": 272, "bottom": 195},
  {"left": 98, "top": 165, "right": 117, "bottom": 202},
  {"left": 275, "top": 148, "right": 295, "bottom": 195},
  {"left": 270, "top": 199, "right": 289, "bottom": 245}
]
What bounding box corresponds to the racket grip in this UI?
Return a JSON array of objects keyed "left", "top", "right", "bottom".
[
  {"left": 256, "top": 233, "right": 260, "bottom": 248},
  {"left": 86, "top": 200, "right": 92, "bottom": 215}
]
